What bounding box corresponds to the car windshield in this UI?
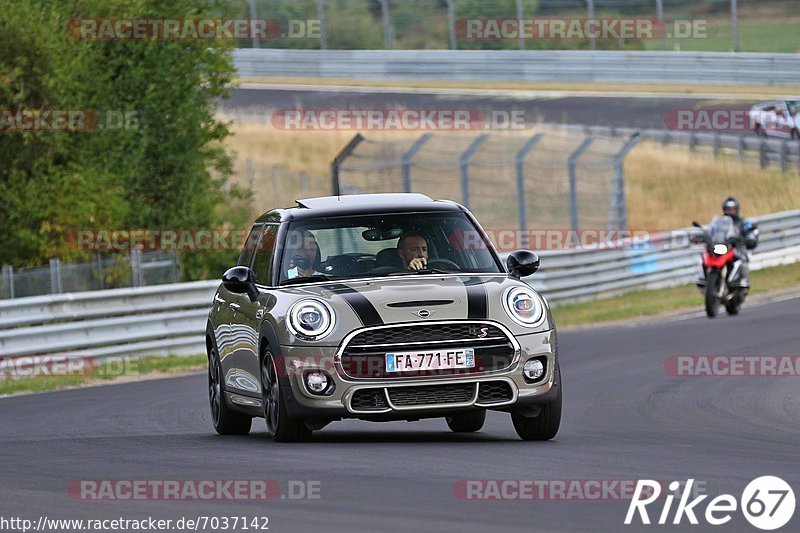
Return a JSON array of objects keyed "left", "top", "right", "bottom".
[{"left": 277, "top": 211, "right": 503, "bottom": 285}]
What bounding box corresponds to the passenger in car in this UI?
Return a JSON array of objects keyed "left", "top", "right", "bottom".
[{"left": 397, "top": 232, "right": 429, "bottom": 270}]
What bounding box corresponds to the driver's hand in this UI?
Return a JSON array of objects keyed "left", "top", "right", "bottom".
[{"left": 408, "top": 257, "right": 427, "bottom": 270}]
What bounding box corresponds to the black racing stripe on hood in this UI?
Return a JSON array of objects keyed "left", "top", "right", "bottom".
[
  {"left": 328, "top": 283, "right": 384, "bottom": 327},
  {"left": 461, "top": 277, "right": 488, "bottom": 319}
]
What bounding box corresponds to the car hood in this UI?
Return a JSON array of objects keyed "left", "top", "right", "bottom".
[{"left": 272, "top": 274, "right": 552, "bottom": 345}]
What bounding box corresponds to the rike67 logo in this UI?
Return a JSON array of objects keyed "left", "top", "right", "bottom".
[{"left": 625, "top": 477, "right": 795, "bottom": 530}]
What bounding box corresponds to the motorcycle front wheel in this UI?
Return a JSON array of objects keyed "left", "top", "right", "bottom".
[{"left": 705, "top": 270, "right": 721, "bottom": 318}]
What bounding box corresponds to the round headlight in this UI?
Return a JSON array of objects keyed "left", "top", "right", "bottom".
[
  {"left": 713, "top": 244, "right": 729, "bottom": 255},
  {"left": 503, "top": 286, "right": 546, "bottom": 328},
  {"left": 287, "top": 299, "right": 335, "bottom": 340}
]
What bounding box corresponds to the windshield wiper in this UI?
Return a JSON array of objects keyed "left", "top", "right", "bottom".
[
  {"left": 281, "top": 274, "right": 337, "bottom": 286},
  {"left": 387, "top": 268, "right": 453, "bottom": 276}
]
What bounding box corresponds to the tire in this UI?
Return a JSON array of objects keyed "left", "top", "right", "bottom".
[
  {"left": 705, "top": 270, "right": 721, "bottom": 318},
  {"left": 446, "top": 410, "right": 486, "bottom": 433},
  {"left": 725, "top": 293, "right": 742, "bottom": 315},
  {"left": 261, "top": 350, "right": 312, "bottom": 442},
  {"left": 511, "top": 364, "right": 562, "bottom": 441},
  {"left": 208, "top": 347, "right": 252, "bottom": 435}
]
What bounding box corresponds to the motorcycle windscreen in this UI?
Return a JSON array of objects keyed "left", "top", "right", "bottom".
[{"left": 707, "top": 216, "right": 739, "bottom": 243}]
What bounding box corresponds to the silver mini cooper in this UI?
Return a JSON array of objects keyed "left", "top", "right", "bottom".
[{"left": 206, "top": 193, "right": 561, "bottom": 441}]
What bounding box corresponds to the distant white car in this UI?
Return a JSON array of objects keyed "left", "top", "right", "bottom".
[{"left": 748, "top": 100, "right": 800, "bottom": 139}]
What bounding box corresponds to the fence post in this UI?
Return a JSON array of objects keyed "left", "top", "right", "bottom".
[
  {"left": 586, "top": 0, "right": 596, "bottom": 51},
  {"left": 738, "top": 136, "right": 746, "bottom": 161},
  {"left": 316, "top": 0, "right": 328, "bottom": 50},
  {"left": 516, "top": 0, "right": 525, "bottom": 51},
  {"left": 244, "top": 0, "right": 260, "bottom": 49},
  {"left": 130, "top": 250, "right": 142, "bottom": 287},
  {"left": 731, "top": 0, "right": 740, "bottom": 52},
  {"left": 759, "top": 140, "right": 767, "bottom": 169},
  {"left": 379, "top": 0, "right": 392, "bottom": 49},
  {"left": 445, "top": 0, "right": 457, "bottom": 50},
  {"left": 300, "top": 171, "right": 309, "bottom": 197},
  {"left": 515, "top": 134, "right": 544, "bottom": 234},
  {"left": 611, "top": 133, "right": 642, "bottom": 231},
  {"left": 712, "top": 132, "right": 720, "bottom": 158},
  {"left": 2, "top": 265, "right": 14, "bottom": 299},
  {"left": 94, "top": 253, "right": 106, "bottom": 290},
  {"left": 331, "top": 133, "right": 364, "bottom": 195},
  {"left": 460, "top": 134, "right": 490, "bottom": 209},
  {"left": 568, "top": 138, "right": 595, "bottom": 233},
  {"left": 688, "top": 132, "right": 697, "bottom": 152},
  {"left": 780, "top": 140, "right": 788, "bottom": 172},
  {"left": 401, "top": 133, "right": 433, "bottom": 193},
  {"left": 656, "top": 0, "right": 666, "bottom": 51},
  {"left": 272, "top": 165, "right": 282, "bottom": 206},
  {"left": 49, "top": 258, "right": 63, "bottom": 294}
]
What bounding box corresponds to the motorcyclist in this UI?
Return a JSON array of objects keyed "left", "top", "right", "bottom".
[{"left": 721, "top": 197, "right": 758, "bottom": 288}]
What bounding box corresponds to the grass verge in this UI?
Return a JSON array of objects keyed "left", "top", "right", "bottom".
[
  {"left": 0, "top": 354, "right": 206, "bottom": 397},
  {"left": 235, "top": 76, "right": 800, "bottom": 98},
  {"left": 553, "top": 260, "right": 800, "bottom": 327}
]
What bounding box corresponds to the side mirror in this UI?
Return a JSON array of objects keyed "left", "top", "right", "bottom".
[
  {"left": 507, "top": 250, "right": 540, "bottom": 280},
  {"left": 222, "top": 266, "right": 259, "bottom": 301}
]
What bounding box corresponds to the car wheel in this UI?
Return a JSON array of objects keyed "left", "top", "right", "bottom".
[
  {"left": 261, "top": 350, "right": 312, "bottom": 442},
  {"left": 445, "top": 410, "right": 486, "bottom": 433},
  {"left": 511, "top": 364, "right": 562, "bottom": 441},
  {"left": 208, "top": 347, "right": 252, "bottom": 435}
]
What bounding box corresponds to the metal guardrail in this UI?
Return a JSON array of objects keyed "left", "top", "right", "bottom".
[
  {"left": 233, "top": 49, "right": 800, "bottom": 86},
  {"left": 1, "top": 210, "right": 799, "bottom": 360}
]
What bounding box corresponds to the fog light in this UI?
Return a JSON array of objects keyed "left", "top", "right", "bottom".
[
  {"left": 304, "top": 370, "right": 333, "bottom": 395},
  {"left": 523, "top": 359, "right": 545, "bottom": 381}
]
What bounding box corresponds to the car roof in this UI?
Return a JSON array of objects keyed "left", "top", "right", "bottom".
[{"left": 254, "top": 193, "right": 465, "bottom": 222}]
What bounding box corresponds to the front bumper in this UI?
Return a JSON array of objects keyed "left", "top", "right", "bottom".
[{"left": 277, "top": 327, "right": 558, "bottom": 421}]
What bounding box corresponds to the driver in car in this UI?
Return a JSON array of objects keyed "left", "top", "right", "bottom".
[
  {"left": 285, "top": 229, "right": 322, "bottom": 279},
  {"left": 397, "top": 232, "right": 429, "bottom": 270}
]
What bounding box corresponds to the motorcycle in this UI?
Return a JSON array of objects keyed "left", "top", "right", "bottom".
[{"left": 690, "top": 216, "right": 758, "bottom": 318}]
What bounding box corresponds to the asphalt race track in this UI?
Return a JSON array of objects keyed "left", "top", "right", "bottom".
[
  {"left": 2, "top": 294, "right": 798, "bottom": 532},
  {"left": 224, "top": 86, "right": 762, "bottom": 132}
]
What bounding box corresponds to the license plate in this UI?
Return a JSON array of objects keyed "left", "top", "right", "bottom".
[{"left": 385, "top": 348, "right": 475, "bottom": 372}]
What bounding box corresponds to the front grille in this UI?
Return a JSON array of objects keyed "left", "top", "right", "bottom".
[
  {"left": 340, "top": 322, "right": 517, "bottom": 379},
  {"left": 350, "top": 389, "right": 388, "bottom": 411},
  {"left": 348, "top": 323, "right": 507, "bottom": 346},
  {"left": 387, "top": 383, "right": 475, "bottom": 407},
  {"left": 477, "top": 381, "right": 514, "bottom": 404}
]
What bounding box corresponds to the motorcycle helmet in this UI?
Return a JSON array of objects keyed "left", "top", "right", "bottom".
[{"left": 722, "top": 197, "right": 740, "bottom": 218}]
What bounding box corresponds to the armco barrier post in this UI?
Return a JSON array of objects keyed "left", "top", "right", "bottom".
[
  {"left": 460, "top": 134, "right": 489, "bottom": 210},
  {"left": 130, "top": 250, "right": 143, "bottom": 287},
  {"left": 316, "top": 0, "right": 328, "bottom": 50},
  {"left": 568, "top": 138, "right": 594, "bottom": 232},
  {"left": 515, "top": 134, "right": 544, "bottom": 234},
  {"left": 402, "top": 133, "right": 433, "bottom": 193}
]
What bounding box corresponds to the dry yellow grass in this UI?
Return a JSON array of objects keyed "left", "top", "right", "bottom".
[
  {"left": 625, "top": 142, "right": 800, "bottom": 230},
  {"left": 223, "top": 120, "right": 800, "bottom": 225}
]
